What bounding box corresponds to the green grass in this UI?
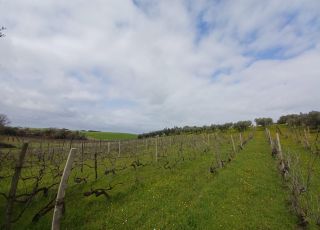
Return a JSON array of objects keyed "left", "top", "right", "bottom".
[
  {"left": 188, "top": 131, "right": 296, "bottom": 229},
  {"left": 1, "top": 130, "right": 302, "bottom": 229},
  {"left": 82, "top": 131, "right": 137, "bottom": 140}
]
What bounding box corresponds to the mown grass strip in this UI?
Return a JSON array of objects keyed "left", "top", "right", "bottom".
[{"left": 188, "top": 131, "right": 296, "bottom": 229}]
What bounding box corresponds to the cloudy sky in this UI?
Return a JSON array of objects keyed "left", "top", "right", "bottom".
[{"left": 0, "top": 0, "right": 319, "bottom": 133}]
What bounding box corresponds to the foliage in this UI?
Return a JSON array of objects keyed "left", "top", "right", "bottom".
[
  {"left": 0, "top": 114, "right": 10, "bottom": 127},
  {"left": 138, "top": 123, "right": 236, "bottom": 139},
  {"left": 277, "top": 111, "right": 320, "bottom": 129},
  {"left": 254, "top": 117, "right": 273, "bottom": 127},
  {"left": 0, "top": 127, "right": 86, "bottom": 140},
  {"left": 139, "top": 111, "right": 319, "bottom": 139},
  {"left": 233, "top": 120, "right": 252, "bottom": 132},
  {"left": 0, "top": 26, "right": 5, "bottom": 38}
]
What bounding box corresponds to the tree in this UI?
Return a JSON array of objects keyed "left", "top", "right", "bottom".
[
  {"left": 0, "top": 114, "right": 10, "bottom": 127},
  {"left": 305, "top": 111, "right": 320, "bottom": 129},
  {"left": 0, "top": 26, "right": 6, "bottom": 38},
  {"left": 277, "top": 111, "right": 320, "bottom": 129},
  {"left": 217, "top": 122, "right": 233, "bottom": 131},
  {"left": 254, "top": 117, "right": 273, "bottom": 127},
  {"left": 233, "top": 120, "right": 252, "bottom": 132}
]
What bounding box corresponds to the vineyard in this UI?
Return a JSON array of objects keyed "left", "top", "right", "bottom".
[{"left": 0, "top": 127, "right": 319, "bottom": 229}]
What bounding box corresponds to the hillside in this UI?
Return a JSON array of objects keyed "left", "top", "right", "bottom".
[
  {"left": 82, "top": 131, "right": 137, "bottom": 140},
  {"left": 1, "top": 126, "right": 319, "bottom": 229}
]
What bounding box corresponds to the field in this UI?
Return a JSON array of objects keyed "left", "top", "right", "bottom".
[
  {"left": 0, "top": 126, "right": 319, "bottom": 229},
  {"left": 82, "top": 131, "right": 137, "bottom": 140}
]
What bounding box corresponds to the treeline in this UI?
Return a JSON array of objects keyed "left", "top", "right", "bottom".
[
  {"left": 277, "top": 111, "right": 320, "bottom": 129},
  {"left": 138, "top": 120, "right": 253, "bottom": 139},
  {"left": 138, "top": 111, "right": 320, "bottom": 139},
  {"left": 0, "top": 127, "right": 87, "bottom": 140}
]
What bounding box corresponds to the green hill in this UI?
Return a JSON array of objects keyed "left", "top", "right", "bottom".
[{"left": 82, "top": 131, "right": 137, "bottom": 140}]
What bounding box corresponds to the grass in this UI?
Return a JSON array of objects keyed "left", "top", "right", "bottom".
[
  {"left": 0, "top": 129, "right": 312, "bottom": 229},
  {"left": 189, "top": 131, "right": 296, "bottom": 229},
  {"left": 82, "top": 131, "right": 137, "bottom": 140}
]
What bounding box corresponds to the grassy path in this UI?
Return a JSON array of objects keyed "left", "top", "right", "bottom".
[{"left": 189, "top": 131, "right": 297, "bottom": 229}]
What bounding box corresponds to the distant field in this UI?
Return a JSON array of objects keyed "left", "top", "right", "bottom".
[{"left": 82, "top": 131, "right": 137, "bottom": 140}]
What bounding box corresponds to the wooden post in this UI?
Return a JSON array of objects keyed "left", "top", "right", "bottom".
[
  {"left": 107, "top": 142, "right": 110, "bottom": 154},
  {"left": 269, "top": 129, "right": 274, "bottom": 147},
  {"left": 231, "top": 135, "right": 236, "bottom": 154},
  {"left": 94, "top": 147, "right": 98, "bottom": 180},
  {"left": 135, "top": 140, "right": 138, "bottom": 158},
  {"left": 62, "top": 140, "right": 65, "bottom": 153},
  {"left": 304, "top": 129, "right": 310, "bottom": 148},
  {"left": 276, "top": 133, "right": 285, "bottom": 170},
  {"left": 214, "top": 141, "right": 222, "bottom": 168},
  {"left": 267, "top": 129, "right": 271, "bottom": 145},
  {"left": 52, "top": 148, "right": 76, "bottom": 230},
  {"left": 47, "top": 142, "right": 50, "bottom": 157},
  {"left": 4, "top": 143, "right": 28, "bottom": 230},
  {"left": 51, "top": 148, "right": 55, "bottom": 164},
  {"left": 276, "top": 133, "right": 282, "bottom": 157},
  {"left": 69, "top": 139, "right": 73, "bottom": 149},
  {"left": 239, "top": 133, "right": 243, "bottom": 148},
  {"left": 265, "top": 128, "right": 272, "bottom": 147}
]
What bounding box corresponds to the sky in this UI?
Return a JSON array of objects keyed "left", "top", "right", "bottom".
[{"left": 0, "top": 0, "right": 320, "bottom": 133}]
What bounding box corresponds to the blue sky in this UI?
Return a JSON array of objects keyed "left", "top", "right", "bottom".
[{"left": 0, "top": 0, "right": 319, "bottom": 133}]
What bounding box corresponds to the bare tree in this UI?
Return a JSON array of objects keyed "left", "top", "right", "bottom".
[
  {"left": 0, "top": 26, "right": 6, "bottom": 37},
  {"left": 0, "top": 114, "right": 10, "bottom": 127}
]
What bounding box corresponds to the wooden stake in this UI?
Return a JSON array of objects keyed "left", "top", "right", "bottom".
[
  {"left": 155, "top": 137, "right": 158, "bottom": 162},
  {"left": 52, "top": 148, "right": 76, "bottom": 230},
  {"left": 231, "top": 135, "right": 236, "bottom": 154},
  {"left": 81, "top": 142, "right": 84, "bottom": 173},
  {"left": 239, "top": 133, "right": 243, "bottom": 148},
  {"left": 265, "top": 128, "right": 272, "bottom": 147},
  {"left": 47, "top": 142, "right": 50, "bottom": 157},
  {"left": 69, "top": 139, "right": 73, "bottom": 149},
  {"left": 4, "top": 143, "right": 28, "bottom": 230},
  {"left": 276, "top": 133, "right": 285, "bottom": 170},
  {"left": 304, "top": 129, "right": 310, "bottom": 148},
  {"left": 94, "top": 147, "right": 98, "bottom": 180},
  {"left": 145, "top": 138, "right": 147, "bottom": 150},
  {"left": 214, "top": 141, "right": 222, "bottom": 168}
]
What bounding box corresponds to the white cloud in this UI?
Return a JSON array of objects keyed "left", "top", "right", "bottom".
[{"left": 0, "top": 0, "right": 319, "bottom": 133}]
